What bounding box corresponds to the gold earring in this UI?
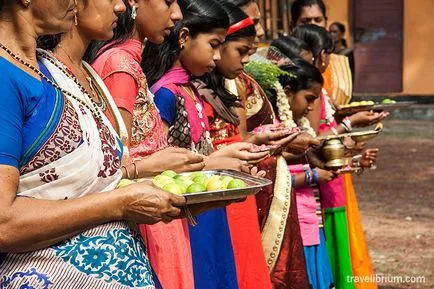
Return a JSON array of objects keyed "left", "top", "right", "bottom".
[
  {"left": 322, "top": 62, "right": 326, "bottom": 67},
  {"left": 73, "top": 0, "right": 78, "bottom": 26},
  {"left": 23, "top": 0, "right": 31, "bottom": 7},
  {"left": 179, "top": 43, "right": 184, "bottom": 50}
]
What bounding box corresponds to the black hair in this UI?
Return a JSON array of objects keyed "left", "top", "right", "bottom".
[
  {"left": 201, "top": 2, "right": 256, "bottom": 109},
  {"left": 142, "top": 0, "right": 230, "bottom": 87},
  {"left": 227, "top": 0, "right": 257, "bottom": 8},
  {"left": 84, "top": 0, "right": 135, "bottom": 63},
  {"left": 270, "top": 35, "right": 310, "bottom": 60},
  {"left": 0, "top": 0, "right": 11, "bottom": 12},
  {"left": 292, "top": 24, "right": 333, "bottom": 59},
  {"left": 291, "top": 0, "right": 327, "bottom": 24},
  {"left": 268, "top": 58, "right": 323, "bottom": 113},
  {"left": 37, "top": 34, "right": 62, "bottom": 51},
  {"left": 330, "top": 21, "right": 347, "bottom": 47}
]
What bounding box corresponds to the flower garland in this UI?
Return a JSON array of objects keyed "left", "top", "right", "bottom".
[{"left": 322, "top": 88, "right": 336, "bottom": 126}]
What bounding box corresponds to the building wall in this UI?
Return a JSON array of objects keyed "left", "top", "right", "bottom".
[
  {"left": 403, "top": 0, "right": 434, "bottom": 95},
  {"left": 324, "top": 0, "right": 434, "bottom": 95},
  {"left": 324, "top": 0, "right": 351, "bottom": 44}
]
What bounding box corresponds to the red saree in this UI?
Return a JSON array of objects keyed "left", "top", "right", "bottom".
[{"left": 236, "top": 72, "right": 310, "bottom": 289}]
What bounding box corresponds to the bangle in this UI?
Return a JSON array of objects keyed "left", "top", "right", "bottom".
[
  {"left": 352, "top": 154, "right": 362, "bottom": 168},
  {"left": 132, "top": 161, "right": 139, "bottom": 179},
  {"left": 304, "top": 165, "right": 312, "bottom": 186},
  {"left": 311, "top": 168, "right": 320, "bottom": 184},
  {"left": 184, "top": 205, "right": 198, "bottom": 226},
  {"left": 122, "top": 165, "right": 131, "bottom": 179},
  {"left": 342, "top": 117, "right": 353, "bottom": 132},
  {"left": 291, "top": 174, "right": 296, "bottom": 186}
]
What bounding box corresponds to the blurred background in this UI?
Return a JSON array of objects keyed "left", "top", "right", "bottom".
[{"left": 257, "top": 0, "right": 434, "bottom": 96}]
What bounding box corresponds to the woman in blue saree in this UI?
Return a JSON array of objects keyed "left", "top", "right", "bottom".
[{"left": 0, "top": 0, "right": 185, "bottom": 287}]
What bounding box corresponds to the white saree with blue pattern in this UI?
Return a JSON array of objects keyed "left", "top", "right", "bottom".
[{"left": 0, "top": 50, "right": 158, "bottom": 289}]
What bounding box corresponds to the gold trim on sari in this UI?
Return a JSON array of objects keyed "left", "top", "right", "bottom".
[
  {"left": 260, "top": 156, "right": 292, "bottom": 272},
  {"left": 83, "top": 62, "right": 131, "bottom": 164}
]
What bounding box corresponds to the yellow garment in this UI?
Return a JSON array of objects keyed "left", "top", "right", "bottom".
[
  {"left": 323, "top": 54, "right": 353, "bottom": 106},
  {"left": 343, "top": 174, "right": 378, "bottom": 289}
]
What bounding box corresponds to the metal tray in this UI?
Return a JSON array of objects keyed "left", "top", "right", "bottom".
[
  {"left": 335, "top": 101, "right": 415, "bottom": 117},
  {"left": 335, "top": 104, "right": 374, "bottom": 117},
  {"left": 182, "top": 170, "right": 272, "bottom": 204},
  {"left": 137, "top": 170, "right": 272, "bottom": 205},
  {"left": 372, "top": 101, "right": 415, "bottom": 111},
  {"left": 316, "top": 129, "right": 381, "bottom": 142}
]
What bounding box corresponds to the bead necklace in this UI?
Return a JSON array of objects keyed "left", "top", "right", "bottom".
[
  {"left": 0, "top": 42, "right": 103, "bottom": 122},
  {"left": 55, "top": 45, "right": 106, "bottom": 111}
]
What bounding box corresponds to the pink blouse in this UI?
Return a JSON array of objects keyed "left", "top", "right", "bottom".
[
  {"left": 92, "top": 39, "right": 168, "bottom": 160},
  {"left": 319, "top": 91, "right": 345, "bottom": 209}
]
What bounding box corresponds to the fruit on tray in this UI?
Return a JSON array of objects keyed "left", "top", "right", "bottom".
[
  {"left": 339, "top": 101, "right": 375, "bottom": 108},
  {"left": 382, "top": 98, "right": 396, "bottom": 104},
  {"left": 153, "top": 170, "right": 248, "bottom": 195},
  {"left": 117, "top": 179, "right": 135, "bottom": 188}
]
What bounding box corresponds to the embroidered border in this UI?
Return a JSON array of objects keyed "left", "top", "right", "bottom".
[{"left": 260, "top": 156, "right": 292, "bottom": 272}]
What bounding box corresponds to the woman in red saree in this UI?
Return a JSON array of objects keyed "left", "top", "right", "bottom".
[{"left": 235, "top": 67, "right": 312, "bottom": 289}]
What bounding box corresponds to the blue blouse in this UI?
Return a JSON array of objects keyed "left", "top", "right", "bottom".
[
  {"left": 153, "top": 87, "right": 177, "bottom": 126},
  {"left": 0, "top": 57, "right": 63, "bottom": 169}
]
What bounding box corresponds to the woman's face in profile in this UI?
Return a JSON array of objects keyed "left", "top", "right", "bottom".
[{"left": 32, "top": 0, "right": 77, "bottom": 34}]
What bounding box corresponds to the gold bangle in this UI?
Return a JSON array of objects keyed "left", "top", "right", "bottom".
[
  {"left": 132, "top": 161, "right": 139, "bottom": 180},
  {"left": 184, "top": 205, "right": 198, "bottom": 226},
  {"left": 122, "top": 165, "right": 131, "bottom": 180}
]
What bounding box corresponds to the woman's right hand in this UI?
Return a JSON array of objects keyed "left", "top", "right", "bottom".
[
  {"left": 118, "top": 181, "right": 186, "bottom": 224},
  {"left": 349, "top": 111, "right": 388, "bottom": 127}
]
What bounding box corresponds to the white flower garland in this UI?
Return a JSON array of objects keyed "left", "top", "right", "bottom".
[
  {"left": 274, "top": 81, "right": 317, "bottom": 137},
  {"left": 322, "top": 88, "right": 336, "bottom": 126},
  {"left": 275, "top": 81, "right": 295, "bottom": 128}
]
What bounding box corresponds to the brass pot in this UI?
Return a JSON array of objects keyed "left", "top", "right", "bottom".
[{"left": 322, "top": 138, "right": 345, "bottom": 169}]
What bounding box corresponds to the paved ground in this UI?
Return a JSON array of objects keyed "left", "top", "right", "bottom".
[{"left": 352, "top": 119, "right": 434, "bottom": 289}]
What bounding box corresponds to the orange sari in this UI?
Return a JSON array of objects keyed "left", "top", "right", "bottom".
[
  {"left": 323, "top": 54, "right": 353, "bottom": 106},
  {"left": 343, "top": 174, "right": 377, "bottom": 289}
]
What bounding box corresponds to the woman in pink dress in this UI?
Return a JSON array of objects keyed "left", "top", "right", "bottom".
[{"left": 88, "top": 1, "right": 202, "bottom": 288}]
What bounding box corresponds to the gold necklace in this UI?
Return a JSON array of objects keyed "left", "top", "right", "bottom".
[
  {"left": 56, "top": 45, "right": 102, "bottom": 106},
  {"left": 182, "top": 85, "right": 197, "bottom": 101},
  {"left": 57, "top": 44, "right": 106, "bottom": 112},
  {"left": 0, "top": 42, "right": 103, "bottom": 122},
  {"left": 182, "top": 85, "right": 204, "bottom": 119}
]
